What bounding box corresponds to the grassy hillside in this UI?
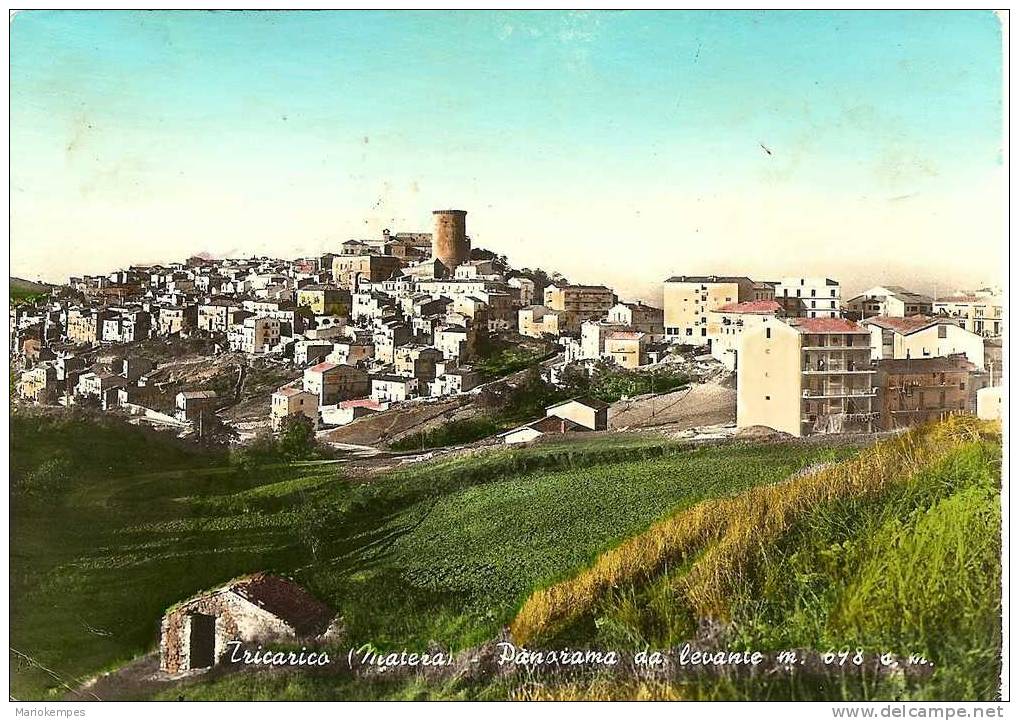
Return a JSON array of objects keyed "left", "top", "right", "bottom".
[
  {"left": 10, "top": 276, "right": 53, "bottom": 305},
  {"left": 9, "top": 413, "right": 847, "bottom": 700},
  {"left": 162, "top": 417, "right": 1001, "bottom": 702},
  {"left": 509, "top": 417, "right": 1002, "bottom": 701}
]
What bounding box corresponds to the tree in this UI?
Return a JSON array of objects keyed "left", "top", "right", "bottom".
[{"left": 277, "top": 415, "right": 317, "bottom": 461}]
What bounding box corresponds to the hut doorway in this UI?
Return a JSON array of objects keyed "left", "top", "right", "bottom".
[{"left": 187, "top": 613, "right": 216, "bottom": 669}]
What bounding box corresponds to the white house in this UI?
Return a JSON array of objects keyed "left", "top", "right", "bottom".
[{"left": 862, "top": 316, "right": 985, "bottom": 370}]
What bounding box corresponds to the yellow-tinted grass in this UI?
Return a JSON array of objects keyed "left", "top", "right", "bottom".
[{"left": 511, "top": 678, "right": 687, "bottom": 701}]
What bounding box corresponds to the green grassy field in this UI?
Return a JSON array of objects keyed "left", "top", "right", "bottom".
[{"left": 10, "top": 412, "right": 850, "bottom": 700}]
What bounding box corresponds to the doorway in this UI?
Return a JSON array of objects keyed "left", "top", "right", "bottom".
[{"left": 187, "top": 613, "right": 216, "bottom": 669}]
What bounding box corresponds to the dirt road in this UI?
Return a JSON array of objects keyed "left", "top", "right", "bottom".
[{"left": 609, "top": 377, "right": 735, "bottom": 431}]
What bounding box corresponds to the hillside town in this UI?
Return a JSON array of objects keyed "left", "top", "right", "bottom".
[{"left": 10, "top": 208, "right": 1004, "bottom": 446}]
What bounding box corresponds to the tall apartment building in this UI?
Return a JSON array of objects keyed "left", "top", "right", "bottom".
[
  {"left": 874, "top": 355, "right": 979, "bottom": 431},
  {"left": 663, "top": 275, "right": 755, "bottom": 345},
  {"left": 773, "top": 277, "right": 841, "bottom": 318},
  {"left": 543, "top": 284, "right": 617, "bottom": 334},
  {"left": 737, "top": 317, "right": 876, "bottom": 437}
]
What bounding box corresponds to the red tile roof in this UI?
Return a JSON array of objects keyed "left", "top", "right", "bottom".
[
  {"left": 307, "top": 361, "right": 338, "bottom": 373},
  {"left": 336, "top": 399, "right": 383, "bottom": 409},
  {"left": 788, "top": 317, "right": 868, "bottom": 334},
  {"left": 274, "top": 387, "right": 308, "bottom": 397},
  {"left": 714, "top": 299, "right": 782, "bottom": 315},
  {"left": 862, "top": 315, "right": 939, "bottom": 335},
  {"left": 229, "top": 573, "right": 335, "bottom": 637}
]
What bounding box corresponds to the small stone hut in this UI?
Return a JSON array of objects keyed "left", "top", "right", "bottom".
[{"left": 159, "top": 572, "right": 336, "bottom": 674}]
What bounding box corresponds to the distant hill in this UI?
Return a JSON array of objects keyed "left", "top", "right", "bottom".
[
  {"left": 10, "top": 277, "right": 54, "bottom": 302},
  {"left": 11, "top": 276, "right": 54, "bottom": 292}
]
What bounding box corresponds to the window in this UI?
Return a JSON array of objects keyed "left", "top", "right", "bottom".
[
  {"left": 685, "top": 328, "right": 693, "bottom": 336},
  {"left": 701, "top": 328, "right": 707, "bottom": 337},
  {"left": 766, "top": 328, "right": 772, "bottom": 339},
  {"left": 811, "top": 289, "right": 816, "bottom": 297},
  {"left": 938, "top": 325, "right": 947, "bottom": 339},
  {"left": 765, "top": 395, "right": 771, "bottom": 401}
]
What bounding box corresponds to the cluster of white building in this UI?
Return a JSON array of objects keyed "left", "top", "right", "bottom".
[{"left": 11, "top": 212, "right": 1004, "bottom": 442}]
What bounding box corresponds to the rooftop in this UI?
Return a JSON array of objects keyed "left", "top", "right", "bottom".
[
  {"left": 547, "top": 396, "right": 610, "bottom": 412},
  {"left": 336, "top": 398, "right": 384, "bottom": 409},
  {"left": 229, "top": 573, "right": 335, "bottom": 637},
  {"left": 788, "top": 317, "right": 868, "bottom": 334},
  {"left": 307, "top": 361, "right": 339, "bottom": 373},
  {"left": 551, "top": 284, "right": 614, "bottom": 292},
  {"left": 664, "top": 275, "right": 752, "bottom": 284},
  {"left": 373, "top": 374, "right": 414, "bottom": 383},
  {"left": 849, "top": 286, "right": 933, "bottom": 304},
  {"left": 876, "top": 355, "right": 978, "bottom": 374},
  {"left": 862, "top": 315, "right": 940, "bottom": 335},
  {"left": 273, "top": 387, "right": 309, "bottom": 398},
  {"left": 179, "top": 390, "right": 217, "bottom": 399},
  {"left": 936, "top": 295, "right": 990, "bottom": 304}
]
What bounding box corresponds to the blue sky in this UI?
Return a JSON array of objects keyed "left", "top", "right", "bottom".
[{"left": 10, "top": 10, "right": 1004, "bottom": 298}]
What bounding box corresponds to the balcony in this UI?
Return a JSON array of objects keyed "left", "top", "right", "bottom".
[
  {"left": 801, "top": 345, "right": 871, "bottom": 351},
  {"left": 802, "top": 364, "right": 875, "bottom": 374},
  {"left": 802, "top": 387, "right": 877, "bottom": 399}
]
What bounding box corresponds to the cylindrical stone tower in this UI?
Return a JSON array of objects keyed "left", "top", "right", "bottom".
[{"left": 432, "top": 210, "right": 470, "bottom": 270}]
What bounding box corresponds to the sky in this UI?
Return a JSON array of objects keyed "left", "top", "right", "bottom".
[{"left": 10, "top": 10, "right": 1005, "bottom": 302}]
